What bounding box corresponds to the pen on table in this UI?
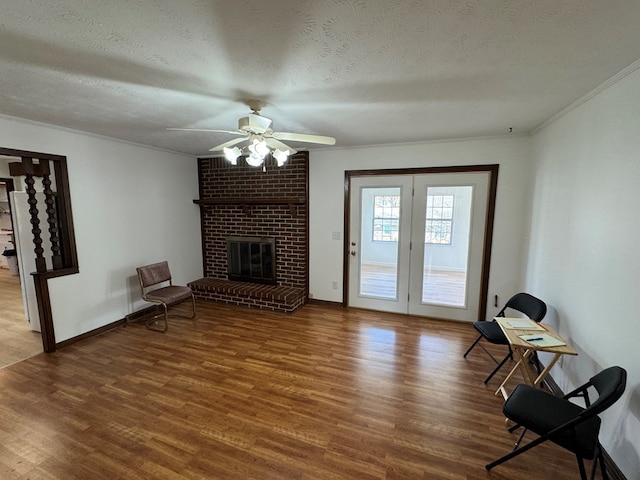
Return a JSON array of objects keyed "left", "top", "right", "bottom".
[{"left": 527, "top": 337, "right": 544, "bottom": 341}]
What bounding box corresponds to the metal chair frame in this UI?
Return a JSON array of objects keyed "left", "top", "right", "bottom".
[{"left": 136, "top": 261, "right": 196, "bottom": 332}]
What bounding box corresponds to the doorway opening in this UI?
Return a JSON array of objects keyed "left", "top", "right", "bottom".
[
  {"left": 344, "top": 165, "right": 498, "bottom": 322},
  {"left": 0, "top": 147, "right": 79, "bottom": 354},
  {"left": 0, "top": 171, "right": 42, "bottom": 367}
]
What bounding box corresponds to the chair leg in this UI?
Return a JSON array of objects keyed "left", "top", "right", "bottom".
[
  {"left": 484, "top": 351, "right": 512, "bottom": 384},
  {"left": 189, "top": 294, "right": 196, "bottom": 319},
  {"left": 146, "top": 303, "right": 168, "bottom": 333},
  {"left": 486, "top": 433, "right": 548, "bottom": 470},
  {"left": 513, "top": 428, "right": 527, "bottom": 449},
  {"left": 508, "top": 423, "right": 522, "bottom": 433},
  {"left": 162, "top": 303, "right": 168, "bottom": 332},
  {"left": 576, "top": 454, "right": 588, "bottom": 480},
  {"left": 593, "top": 444, "right": 608, "bottom": 480},
  {"left": 463, "top": 334, "right": 483, "bottom": 357}
]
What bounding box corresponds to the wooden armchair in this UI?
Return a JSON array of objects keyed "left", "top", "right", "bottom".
[{"left": 136, "top": 261, "right": 196, "bottom": 332}]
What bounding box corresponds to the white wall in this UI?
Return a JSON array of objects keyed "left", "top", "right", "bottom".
[
  {"left": 0, "top": 115, "right": 202, "bottom": 342},
  {"left": 527, "top": 66, "right": 640, "bottom": 477},
  {"left": 309, "top": 135, "right": 534, "bottom": 320}
]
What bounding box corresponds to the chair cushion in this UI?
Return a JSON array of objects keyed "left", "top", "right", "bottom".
[
  {"left": 144, "top": 285, "right": 193, "bottom": 306},
  {"left": 138, "top": 261, "right": 172, "bottom": 288},
  {"left": 504, "top": 384, "right": 601, "bottom": 459},
  {"left": 473, "top": 321, "right": 509, "bottom": 345}
]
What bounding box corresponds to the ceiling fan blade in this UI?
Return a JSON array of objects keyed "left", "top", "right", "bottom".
[
  {"left": 271, "top": 131, "right": 336, "bottom": 145},
  {"left": 265, "top": 138, "right": 297, "bottom": 154},
  {"left": 167, "top": 127, "right": 244, "bottom": 135},
  {"left": 209, "top": 136, "right": 248, "bottom": 152}
]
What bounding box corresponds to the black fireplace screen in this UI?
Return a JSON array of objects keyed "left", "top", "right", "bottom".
[{"left": 227, "top": 236, "right": 276, "bottom": 285}]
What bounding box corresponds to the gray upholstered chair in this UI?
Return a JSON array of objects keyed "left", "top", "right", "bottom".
[{"left": 136, "top": 261, "right": 196, "bottom": 332}]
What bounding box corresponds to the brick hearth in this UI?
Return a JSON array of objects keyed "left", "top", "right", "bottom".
[{"left": 187, "top": 278, "right": 305, "bottom": 313}]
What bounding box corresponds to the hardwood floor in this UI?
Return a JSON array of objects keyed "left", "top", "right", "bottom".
[
  {"left": 0, "top": 301, "right": 593, "bottom": 479},
  {"left": 0, "top": 267, "right": 42, "bottom": 368}
]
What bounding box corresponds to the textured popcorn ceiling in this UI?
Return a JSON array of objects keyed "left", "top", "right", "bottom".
[{"left": 1, "top": 1, "right": 640, "bottom": 156}]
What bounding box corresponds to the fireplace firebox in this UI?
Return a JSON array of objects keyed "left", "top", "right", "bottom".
[{"left": 227, "top": 236, "right": 276, "bottom": 285}]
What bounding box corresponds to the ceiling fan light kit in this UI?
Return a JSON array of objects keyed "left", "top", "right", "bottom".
[
  {"left": 222, "top": 146, "right": 242, "bottom": 165},
  {"left": 170, "top": 101, "right": 336, "bottom": 169},
  {"left": 224, "top": 136, "right": 290, "bottom": 168}
]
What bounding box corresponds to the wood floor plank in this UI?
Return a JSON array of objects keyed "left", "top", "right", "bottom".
[
  {"left": 0, "top": 268, "right": 42, "bottom": 368},
  {"left": 0, "top": 301, "right": 597, "bottom": 479}
]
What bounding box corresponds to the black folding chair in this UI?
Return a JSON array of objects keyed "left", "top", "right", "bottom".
[
  {"left": 463, "top": 292, "right": 547, "bottom": 384},
  {"left": 486, "top": 366, "right": 627, "bottom": 480}
]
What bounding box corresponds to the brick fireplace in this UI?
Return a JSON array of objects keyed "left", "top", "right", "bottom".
[{"left": 188, "top": 152, "right": 308, "bottom": 312}]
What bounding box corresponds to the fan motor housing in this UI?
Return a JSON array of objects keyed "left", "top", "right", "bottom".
[{"left": 238, "top": 114, "right": 271, "bottom": 134}]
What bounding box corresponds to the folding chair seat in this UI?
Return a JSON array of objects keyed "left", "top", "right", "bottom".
[{"left": 463, "top": 292, "right": 547, "bottom": 383}]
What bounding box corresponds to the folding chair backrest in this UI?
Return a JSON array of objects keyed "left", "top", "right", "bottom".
[
  {"left": 583, "top": 366, "right": 627, "bottom": 416},
  {"left": 499, "top": 292, "right": 547, "bottom": 322},
  {"left": 137, "top": 261, "right": 172, "bottom": 290}
]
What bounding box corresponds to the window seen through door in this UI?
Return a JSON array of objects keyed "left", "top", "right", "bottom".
[
  {"left": 372, "top": 195, "right": 400, "bottom": 242},
  {"left": 425, "top": 194, "right": 454, "bottom": 244}
]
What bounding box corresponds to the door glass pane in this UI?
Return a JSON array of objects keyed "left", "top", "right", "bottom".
[
  {"left": 422, "top": 186, "right": 473, "bottom": 307},
  {"left": 359, "top": 187, "right": 401, "bottom": 299}
]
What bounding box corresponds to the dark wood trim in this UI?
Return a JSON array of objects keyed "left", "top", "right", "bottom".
[
  {"left": 308, "top": 298, "right": 345, "bottom": 308},
  {"left": 32, "top": 273, "right": 56, "bottom": 352},
  {"left": 123, "top": 304, "right": 162, "bottom": 325},
  {"left": 347, "top": 164, "right": 500, "bottom": 177},
  {"left": 602, "top": 451, "right": 628, "bottom": 480},
  {"left": 304, "top": 152, "right": 310, "bottom": 303},
  {"left": 55, "top": 318, "right": 125, "bottom": 350},
  {"left": 36, "top": 267, "right": 80, "bottom": 279},
  {"left": 342, "top": 164, "right": 499, "bottom": 322},
  {"left": 53, "top": 155, "right": 79, "bottom": 269},
  {"left": 1, "top": 147, "right": 79, "bottom": 353},
  {"left": 197, "top": 159, "right": 207, "bottom": 277},
  {"left": 0, "top": 147, "right": 66, "bottom": 162},
  {"left": 342, "top": 173, "right": 350, "bottom": 308},
  {"left": 479, "top": 164, "right": 499, "bottom": 321},
  {"left": 0, "top": 177, "right": 16, "bottom": 233}
]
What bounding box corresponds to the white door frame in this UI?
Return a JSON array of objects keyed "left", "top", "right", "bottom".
[{"left": 344, "top": 165, "right": 498, "bottom": 321}]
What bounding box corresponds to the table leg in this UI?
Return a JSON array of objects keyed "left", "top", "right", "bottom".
[
  {"left": 495, "top": 347, "right": 534, "bottom": 397},
  {"left": 533, "top": 353, "right": 561, "bottom": 387},
  {"left": 516, "top": 347, "right": 535, "bottom": 385}
]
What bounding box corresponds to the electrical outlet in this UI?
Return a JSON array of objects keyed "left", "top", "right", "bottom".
[
  {"left": 331, "top": 281, "right": 338, "bottom": 289},
  {"left": 331, "top": 231, "right": 341, "bottom": 240}
]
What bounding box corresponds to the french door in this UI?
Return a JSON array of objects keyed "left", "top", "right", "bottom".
[{"left": 347, "top": 168, "right": 495, "bottom": 322}]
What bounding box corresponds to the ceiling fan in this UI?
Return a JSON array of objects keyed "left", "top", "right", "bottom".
[{"left": 168, "top": 101, "right": 336, "bottom": 167}]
